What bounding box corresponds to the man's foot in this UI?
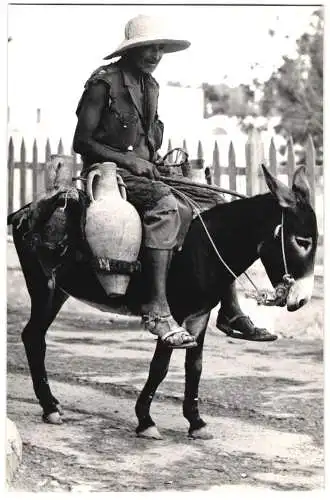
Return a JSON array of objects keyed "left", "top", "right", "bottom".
[
  {"left": 216, "top": 313, "right": 278, "bottom": 342},
  {"left": 142, "top": 313, "right": 197, "bottom": 349}
]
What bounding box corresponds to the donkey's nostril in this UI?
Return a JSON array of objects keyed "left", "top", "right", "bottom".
[{"left": 299, "top": 298, "right": 307, "bottom": 308}]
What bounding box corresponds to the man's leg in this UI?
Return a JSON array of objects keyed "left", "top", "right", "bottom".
[
  {"left": 115, "top": 172, "right": 196, "bottom": 348},
  {"left": 141, "top": 194, "right": 196, "bottom": 348},
  {"left": 217, "top": 282, "right": 278, "bottom": 342},
  {"left": 140, "top": 247, "right": 196, "bottom": 348},
  {"left": 140, "top": 248, "right": 172, "bottom": 317}
]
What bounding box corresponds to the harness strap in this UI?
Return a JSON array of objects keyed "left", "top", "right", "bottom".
[{"left": 91, "top": 256, "right": 141, "bottom": 275}]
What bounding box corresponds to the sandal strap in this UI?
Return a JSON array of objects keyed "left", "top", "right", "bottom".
[
  {"left": 161, "top": 327, "right": 189, "bottom": 342},
  {"left": 218, "top": 313, "right": 276, "bottom": 340},
  {"left": 228, "top": 315, "right": 270, "bottom": 334},
  {"left": 221, "top": 314, "right": 253, "bottom": 326},
  {"left": 142, "top": 313, "right": 195, "bottom": 344},
  {"left": 142, "top": 313, "right": 173, "bottom": 329}
]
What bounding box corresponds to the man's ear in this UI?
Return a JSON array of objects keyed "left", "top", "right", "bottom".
[
  {"left": 292, "top": 165, "right": 311, "bottom": 204},
  {"left": 261, "top": 164, "right": 296, "bottom": 208}
]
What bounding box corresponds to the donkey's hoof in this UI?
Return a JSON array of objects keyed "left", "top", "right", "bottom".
[
  {"left": 42, "top": 411, "right": 63, "bottom": 425},
  {"left": 188, "top": 427, "right": 213, "bottom": 440},
  {"left": 136, "top": 425, "right": 163, "bottom": 440}
]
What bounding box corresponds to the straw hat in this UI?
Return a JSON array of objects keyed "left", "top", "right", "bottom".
[{"left": 103, "top": 14, "right": 190, "bottom": 60}]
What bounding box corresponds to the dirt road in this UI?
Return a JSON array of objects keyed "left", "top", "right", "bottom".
[{"left": 6, "top": 242, "right": 324, "bottom": 492}]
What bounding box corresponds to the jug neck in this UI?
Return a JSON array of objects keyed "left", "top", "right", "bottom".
[
  {"left": 99, "top": 162, "right": 117, "bottom": 179},
  {"left": 93, "top": 162, "right": 120, "bottom": 200}
]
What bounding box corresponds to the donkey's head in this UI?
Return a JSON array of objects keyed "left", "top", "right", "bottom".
[{"left": 258, "top": 165, "right": 318, "bottom": 311}]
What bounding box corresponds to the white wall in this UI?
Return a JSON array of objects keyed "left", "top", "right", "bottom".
[{"left": 7, "top": 83, "right": 205, "bottom": 161}]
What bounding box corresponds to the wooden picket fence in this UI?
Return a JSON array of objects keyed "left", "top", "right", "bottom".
[{"left": 7, "top": 129, "right": 322, "bottom": 220}]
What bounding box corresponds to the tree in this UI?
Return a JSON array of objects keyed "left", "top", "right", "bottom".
[
  {"left": 202, "top": 83, "right": 257, "bottom": 119},
  {"left": 260, "top": 9, "right": 323, "bottom": 161},
  {"left": 201, "top": 9, "right": 323, "bottom": 162}
]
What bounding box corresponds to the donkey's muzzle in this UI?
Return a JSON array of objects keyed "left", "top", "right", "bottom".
[{"left": 286, "top": 274, "right": 314, "bottom": 311}]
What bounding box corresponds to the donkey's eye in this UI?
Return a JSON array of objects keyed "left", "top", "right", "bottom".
[{"left": 293, "top": 235, "right": 312, "bottom": 251}]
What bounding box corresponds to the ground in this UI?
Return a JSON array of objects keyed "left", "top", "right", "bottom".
[{"left": 6, "top": 240, "right": 324, "bottom": 493}]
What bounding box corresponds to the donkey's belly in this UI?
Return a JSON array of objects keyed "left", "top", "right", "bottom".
[
  {"left": 70, "top": 297, "right": 135, "bottom": 316},
  {"left": 58, "top": 260, "right": 140, "bottom": 317}
]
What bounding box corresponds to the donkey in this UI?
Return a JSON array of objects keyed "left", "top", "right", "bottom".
[{"left": 8, "top": 165, "right": 318, "bottom": 439}]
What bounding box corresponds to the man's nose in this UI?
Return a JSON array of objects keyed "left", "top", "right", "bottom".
[{"left": 151, "top": 46, "right": 164, "bottom": 58}]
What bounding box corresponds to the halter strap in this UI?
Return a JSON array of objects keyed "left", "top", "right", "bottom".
[{"left": 280, "top": 211, "right": 289, "bottom": 276}]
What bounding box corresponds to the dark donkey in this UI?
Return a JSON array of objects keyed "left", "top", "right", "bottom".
[{"left": 9, "top": 165, "right": 318, "bottom": 439}]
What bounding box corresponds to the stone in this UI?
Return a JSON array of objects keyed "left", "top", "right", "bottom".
[{"left": 6, "top": 418, "right": 23, "bottom": 487}]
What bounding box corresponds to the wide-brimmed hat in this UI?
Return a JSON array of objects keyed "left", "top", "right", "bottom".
[{"left": 103, "top": 14, "right": 190, "bottom": 60}]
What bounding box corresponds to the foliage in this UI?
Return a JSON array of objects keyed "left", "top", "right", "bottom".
[
  {"left": 260, "top": 8, "right": 323, "bottom": 159},
  {"left": 202, "top": 83, "right": 257, "bottom": 119},
  {"left": 202, "top": 9, "right": 323, "bottom": 161}
]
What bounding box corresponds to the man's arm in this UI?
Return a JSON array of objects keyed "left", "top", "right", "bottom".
[
  {"left": 73, "top": 82, "right": 158, "bottom": 178},
  {"left": 73, "top": 82, "right": 131, "bottom": 167}
]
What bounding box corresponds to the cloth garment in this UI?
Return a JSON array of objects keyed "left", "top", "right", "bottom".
[
  {"left": 76, "top": 59, "right": 224, "bottom": 250},
  {"left": 81, "top": 166, "right": 224, "bottom": 250},
  {"left": 76, "top": 59, "right": 163, "bottom": 165},
  {"left": 8, "top": 188, "right": 91, "bottom": 281},
  {"left": 116, "top": 168, "right": 193, "bottom": 249}
]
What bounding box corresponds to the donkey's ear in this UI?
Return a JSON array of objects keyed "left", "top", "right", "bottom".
[
  {"left": 261, "top": 164, "right": 296, "bottom": 208},
  {"left": 292, "top": 165, "right": 311, "bottom": 204}
]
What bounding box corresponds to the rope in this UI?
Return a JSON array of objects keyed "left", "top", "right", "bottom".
[
  {"left": 160, "top": 180, "right": 261, "bottom": 295},
  {"left": 72, "top": 159, "right": 287, "bottom": 303},
  {"left": 158, "top": 163, "right": 295, "bottom": 304},
  {"left": 59, "top": 188, "right": 75, "bottom": 212},
  {"left": 159, "top": 175, "right": 247, "bottom": 200}
]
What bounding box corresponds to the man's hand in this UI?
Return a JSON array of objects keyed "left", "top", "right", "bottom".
[{"left": 125, "top": 153, "right": 160, "bottom": 180}]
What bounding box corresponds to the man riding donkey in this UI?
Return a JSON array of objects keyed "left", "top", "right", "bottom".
[{"left": 73, "top": 14, "right": 277, "bottom": 348}]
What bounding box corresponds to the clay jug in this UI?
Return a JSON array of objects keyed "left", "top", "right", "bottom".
[
  {"left": 36, "top": 155, "right": 76, "bottom": 258},
  {"left": 44, "top": 154, "right": 74, "bottom": 197},
  {"left": 85, "top": 162, "right": 142, "bottom": 296}
]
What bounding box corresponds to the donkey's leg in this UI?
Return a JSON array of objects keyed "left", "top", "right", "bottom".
[
  {"left": 135, "top": 341, "right": 173, "bottom": 439},
  {"left": 22, "top": 286, "right": 68, "bottom": 423},
  {"left": 13, "top": 229, "right": 68, "bottom": 421},
  {"left": 183, "top": 311, "right": 213, "bottom": 439}
]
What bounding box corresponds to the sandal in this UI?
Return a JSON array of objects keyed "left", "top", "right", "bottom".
[
  {"left": 216, "top": 313, "right": 278, "bottom": 342},
  {"left": 142, "top": 314, "right": 197, "bottom": 349}
]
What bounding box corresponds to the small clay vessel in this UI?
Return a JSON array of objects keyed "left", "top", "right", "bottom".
[{"left": 44, "top": 154, "right": 74, "bottom": 196}]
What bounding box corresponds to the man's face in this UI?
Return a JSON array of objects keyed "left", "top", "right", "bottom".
[{"left": 128, "top": 44, "right": 165, "bottom": 74}]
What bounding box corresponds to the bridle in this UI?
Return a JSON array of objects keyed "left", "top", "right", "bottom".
[
  {"left": 279, "top": 211, "right": 295, "bottom": 285},
  {"left": 255, "top": 211, "right": 295, "bottom": 306},
  {"left": 195, "top": 199, "right": 295, "bottom": 307}
]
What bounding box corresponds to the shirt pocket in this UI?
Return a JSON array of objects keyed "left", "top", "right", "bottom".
[{"left": 105, "top": 110, "right": 139, "bottom": 151}]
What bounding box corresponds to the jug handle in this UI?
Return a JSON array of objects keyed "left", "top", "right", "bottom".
[
  {"left": 86, "top": 166, "right": 101, "bottom": 203},
  {"left": 116, "top": 174, "right": 127, "bottom": 201}
]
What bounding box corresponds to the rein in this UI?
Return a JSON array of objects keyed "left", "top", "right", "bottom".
[
  {"left": 74, "top": 151, "right": 295, "bottom": 307},
  {"left": 162, "top": 180, "right": 295, "bottom": 307}
]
